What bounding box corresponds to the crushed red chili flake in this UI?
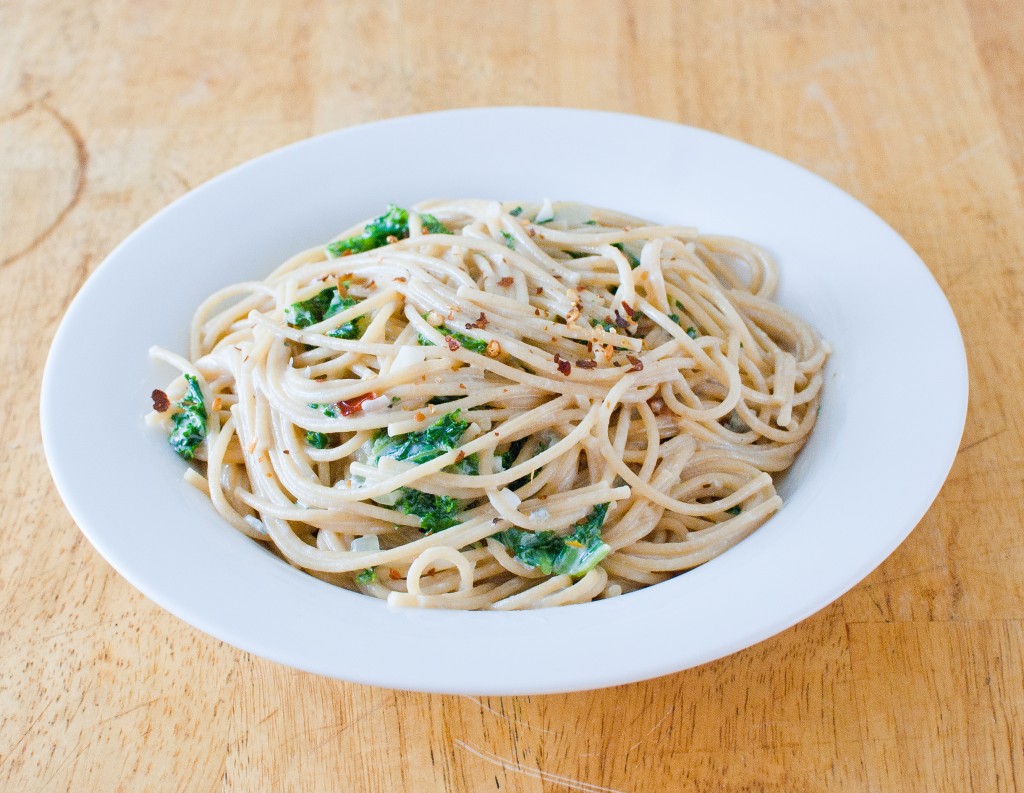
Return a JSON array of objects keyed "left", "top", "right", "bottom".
[
  {"left": 465, "top": 312, "right": 489, "bottom": 330},
  {"left": 498, "top": 276, "right": 514, "bottom": 288},
  {"left": 389, "top": 568, "right": 401, "bottom": 581},
  {"left": 553, "top": 353, "right": 571, "bottom": 376},
  {"left": 337, "top": 392, "right": 377, "bottom": 416},
  {"left": 535, "top": 286, "right": 543, "bottom": 295},
  {"left": 613, "top": 310, "right": 630, "bottom": 329},
  {"left": 621, "top": 300, "right": 635, "bottom": 316},
  {"left": 394, "top": 276, "right": 407, "bottom": 283},
  {"left": 455, "top": 450, "right": 466, "bottom": 463},
  {"left": 576, "top": 359, "right": 597, "bottom": 369},
  {"left": 151, "top": 389, "right": 170, "bottom": 412},
  {"left": 626, "top": 355, "right": 644, "bottom": 373},
  {"left": 445, "top": 336, "right": 461, "bottom": 352}
]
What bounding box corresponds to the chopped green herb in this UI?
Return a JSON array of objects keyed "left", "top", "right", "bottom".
[
  {"left": 591, "top": 317, "right": 617, "bottom": 333},
  {"left": 396, "top": 488, "right": 461, "bottom": 534},
  {"left": 675, "top": 299, "right": 685, "bottom": 310},
  {"left": 305, "top": 431, "right": 330, "bottom": 449},
  {"left": 612, "top": 242, "right": 641, "bottom": 269},
  {"left": 509, "top": 206, "right": 523, "bottom": 217},
  {"left": 368, "top": 409, "right": 469, "bottom": 465},
  {"left": 686, "top": 326, "right": 698, "bottom": 339},
  {"left": 499, "top": 438, "right": 528, "bottom": 472},
  {"left": 669, "top": 313, "right": 681, "bottom": 324},
  {"left": 726, "top": 506, "right": 742, "bottom": 516},
  {"left": 492, "top": 503, "right": 610, "bottom": 577},
  {"left": 355, "top": 568, "right": 377, "bottom": 585},
  {"left": 327, "top": 204, "right": 449, "bottom": 256},
  {"left": 427, "top": 394, "right": 462, "bottom": 405},
  {"left": 284, "top": 286, "right": 363, "bottom": 339},
  {"left": 501, "top": 230, "right": 516, "bottom": 250},
  {"left": 449, "top": 452, "right": 479, "bottom": 476},
  {"left": 168, "top": 374, "right": 207, "bottom": 460},
  {"left": 309, "top": 402, "right": 338, "bottom": 418},
  {"left": 583, "top": 219, "right": 599, "bottom": 226},
  {"left": 418, "top": 322, "right": 488, "bottom": 354},
  {"left": 564, "top": 250, "right": 590, "bottom": 259}
]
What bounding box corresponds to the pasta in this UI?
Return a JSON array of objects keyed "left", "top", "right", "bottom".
[{"left": 147, "top": 199, "right": 828, "bottom": 610}]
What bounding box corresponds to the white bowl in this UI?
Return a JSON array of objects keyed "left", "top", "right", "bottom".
[{"left": 41, "top": 108, "right": 967, "bottom": 694}]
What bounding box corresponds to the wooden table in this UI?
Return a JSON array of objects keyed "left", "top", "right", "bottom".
[{"left": 4, "top": 1, "right": 1022, "bottom": 790}]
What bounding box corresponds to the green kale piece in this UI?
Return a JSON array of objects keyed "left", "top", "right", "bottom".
[
  {"left": 326, "top": 204, "right": 449, "bottom": 256},
  {"left": 305, "top": 431, "right": 330, "bottom": 449},
  {"left": 396, "top": 488, "right": 461, "bottom": 534},
  {"left": 509, "top": 206, "right": 523, "bottom": 217},
  {"left": 501, "top": 230, "right": 516, "bottom": 249},
  {"left": 612, "top": 242, "right": 641, "bottom": 269},
  {"left": 499, "top": 438, "right": 528, "bottom": 472},
  {"left": 669, "top": 313, "right": 681, "bottom": 324},
  {"left": 449, "top": 452, "right": 479, "bottom": 476},
  {"left": 368, "top": 409, "right": 469, "bottom": 465},
  {"left": 417, "top": 315, "right": 488, "bottom": 354},
  {"left": 168, "top": 374, "right": 207, "bottom": 460},
  {"left": 309, "top": 402, "right": 338, "bottom": 418},
  {"left": 284, "top": 286, "right": 362, "bottom": 339},
  {"left": 355, "top": 568, "right": 377, "bottom": 585},
  {"left": 725, "top": 505, "right": 742, "bottom": 516},
  {"left": 492, "top": 503, "right": 610, "bottom": 577},
  {"left": 686, "top": 326, "right": 698, "bottom": 339}
]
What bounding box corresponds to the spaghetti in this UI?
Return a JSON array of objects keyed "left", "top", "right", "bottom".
[{"left": 148, "top": 199, "right": 828, "bottom": 609}]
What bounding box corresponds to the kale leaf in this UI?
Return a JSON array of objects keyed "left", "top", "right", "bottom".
[
  {"left": 355, "top": 568, "right": 377, "bottom": 585},
  {"left": 284, "top": 286, "right": 362, "bottom": 339},
  {"left": 168, "top": 374, "right": 207, "bottom": 460},
  {"left": 492, "top": 503, "right": 611, "bottom": 577},
  {"left": 305, "top": 431, "right": 330, "bottom": 449},
  {"left": 396, "top": 488, "right": 461, "bottom": 534},
  {"left": 368, "top": 409, "right": 469, "bottom": 465},
  {"left": 612, "top": 242, "right": 641, "bottom": 269},
  {"left": 327, "top": 204, "right": 449, "bottom": 256},
  {"left": 418, "top": 331, "right": 488, "bottom": 353}
]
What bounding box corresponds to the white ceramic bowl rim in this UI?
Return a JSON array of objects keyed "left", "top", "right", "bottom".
[{"left": 41, "top": 107, "right": 967, "bottom": 694}]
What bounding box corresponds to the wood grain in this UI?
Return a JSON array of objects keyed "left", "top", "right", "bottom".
[{"left": 3, "top": 1, "right": 1023, "bottom": 790}]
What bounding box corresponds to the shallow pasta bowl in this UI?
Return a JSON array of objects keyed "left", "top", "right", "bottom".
[{"left": 40, "top": 107, "right": 967, "bottom": 694}]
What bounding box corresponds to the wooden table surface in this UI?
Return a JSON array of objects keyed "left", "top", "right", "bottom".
[{"left": 4, "top": 1, "right": 1023, "bottom": 790}]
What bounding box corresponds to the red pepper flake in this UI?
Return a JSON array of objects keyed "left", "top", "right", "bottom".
[
  {"left": 337, "top": 392, "right": 377, "bottom": 416},
  {"left": 445, "top": 336, "right": 461, "bottom": 352},
  {"left": 626, "top": 355, "right": 644, "bottom": 373},
  {"left": 498, "top": 276, "right": 514, "bottom": 288},
  {"left": 394, "top": 276, "right": 407, "bottom": 283},
  {"left": 553, "top": 353, "right": 571, "bottom": 376},
  {"left": 534, "top": 308, "right": 541, "bottom": 316},
  {"left": 613, "top": 310, "right": 630, "bottom": 329},
  {"left": 414, "top": 411, "right": 426, "bottom": 422},
  {"left": 576, "top": 359, "right": 597, "bottom": 369},
  {"left": 622, "top": 300, "right": 641, "bottom": 321},
  {"left": 465, "top": 312, "right": 489, "bottom": 330},
  {"left": 535, "top": 286, "right": 543, "bottom": 295},
  {"left": 389, "top": 568, "right": 401, "bottom": 581},
  {"left": 455, "top": 450, "right": 466, "bottom": 463},
  {"left": 151, "top": 389, "right": 170, "bottom": 412}
]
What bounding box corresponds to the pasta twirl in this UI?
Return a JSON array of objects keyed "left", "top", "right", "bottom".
[{"left": 148, "top": 199, "right": 828, "bottom": 610}]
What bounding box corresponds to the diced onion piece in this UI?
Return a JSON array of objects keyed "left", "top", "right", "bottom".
[
  {"left": 350, "top": 535, "right": 381, "bottom": 553},
  {"left": 535, "top": 198, "right": 555, "bottom": 223}
]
